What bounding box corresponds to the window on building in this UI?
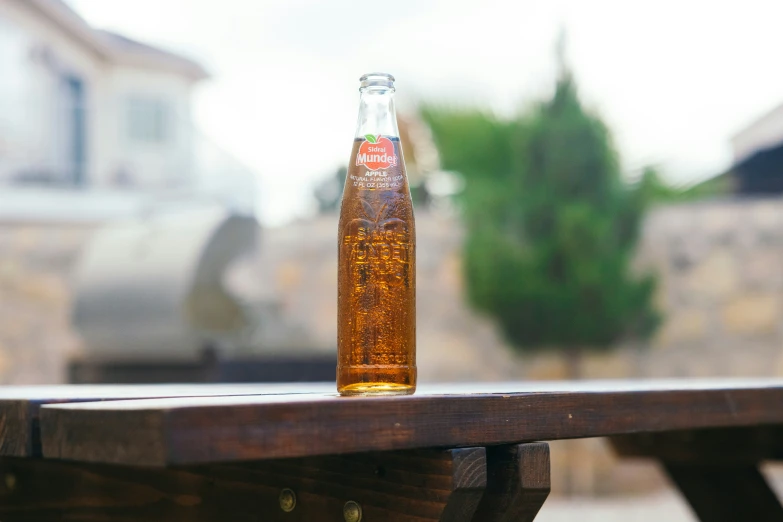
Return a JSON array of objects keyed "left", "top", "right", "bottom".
[{"left": 126, "top": 96, "right": 170, "bottom": 144}]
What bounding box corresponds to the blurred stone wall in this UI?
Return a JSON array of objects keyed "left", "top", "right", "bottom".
[
  {"left": 638, "top": 198, "right": 783, "bottom": 374},
  {"left": 0, "top": 224, "right": 93, "bottom": 384}
]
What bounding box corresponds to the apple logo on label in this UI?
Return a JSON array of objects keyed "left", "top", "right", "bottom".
[{"left": 356, "top": 134, "right": 397, "bottom": 171}]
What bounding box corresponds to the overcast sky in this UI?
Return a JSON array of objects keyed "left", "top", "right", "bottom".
[{"left": 67, "top": 0, "right": 783, "bottom": 225}]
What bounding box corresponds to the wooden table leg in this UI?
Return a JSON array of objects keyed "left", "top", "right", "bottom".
[
  {"left": 611, "top": 428, "right": 783, "bottom": 522},
  {"left": 472, "top": 443, "right": 551, "bottom": 522},
  {"left": 0, "top": 449, "right": 487, "bottom": 522},
  {"left": 663, "top": 463, "right": 783, "bottom": 522}
]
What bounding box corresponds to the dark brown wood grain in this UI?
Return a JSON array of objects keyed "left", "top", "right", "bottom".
[
  {"left": 0, "top": 383, "right": 331, "bottom": 457},
  {"left": 472, "top": 443, "right": 550, "bottom": 522},
  {"left": 0, "top": 448, "right": 486, "bottom": 522},
  {"left": 611, "top": 426, "right": 783, "bottom": 464},
  {"left": 664, "top": 464, "right": 783, "bottom": 522},
  {"left": 441, "top": 448, "right": 487, "bottom": 521},
  {"left": 0, "top": 401, "right": 33, "bottom": 458},
  {"left": 38, "top": 380, "right": 783, "bottom": 465}
]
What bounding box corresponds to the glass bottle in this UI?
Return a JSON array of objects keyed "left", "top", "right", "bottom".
[{"left": 337, "top": 73, "right": 416, "bottom": 396}]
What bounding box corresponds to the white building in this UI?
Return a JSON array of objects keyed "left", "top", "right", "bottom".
[
  {"left": 0, "top": 0, "right": 257, "bottom": 219},
  {"left": 727, "top": 102, "right": 783, "bottom": 195},
  {"left": 731, "top": 102, "right": 783, "bottom": 166}
]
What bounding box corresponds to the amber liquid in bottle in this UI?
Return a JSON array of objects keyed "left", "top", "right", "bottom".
[{"left": 337, "top": 73, "right": 416, "bottom": 396}]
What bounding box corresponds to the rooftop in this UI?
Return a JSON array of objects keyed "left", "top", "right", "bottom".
[{"left": 23, "top": 0, "right": 209, "bottom": 80}]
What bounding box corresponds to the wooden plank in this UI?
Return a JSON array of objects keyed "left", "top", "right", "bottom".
[
  {"left": 0, "top": 448, "right": 485, "bottom": 522},
  {"left": 39, "top": 379, "right": 783, "bottom": 465},
  {"left": 472, "top": 443, "right": 550, "bottom": 522},
  {"left": 611, "top": 426, "right": 783, "bottom": 464},
  {"left": 0, "top": 383, "right": 332, "bottom": 457},
  {"left": 664, "top": 464, "right": 783, "bottom": 522}
]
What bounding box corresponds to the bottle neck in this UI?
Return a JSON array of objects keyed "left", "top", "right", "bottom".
[{"left": 354, "top": 87, "right": 399, "bottom": 139}]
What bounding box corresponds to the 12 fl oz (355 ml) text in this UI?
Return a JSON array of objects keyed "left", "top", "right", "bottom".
[{"left": 349, "top": 174, "right": 404, "bottom": 189}]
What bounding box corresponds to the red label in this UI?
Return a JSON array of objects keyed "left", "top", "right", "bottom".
[{"left": 356, "top": 135, "right": 398, "bottom": 171}]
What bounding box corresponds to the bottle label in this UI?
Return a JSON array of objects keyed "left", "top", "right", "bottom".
[
  {"left": 351, "top": 136, "right": 404, "bottom": 190},
  {"left": 356, "top": 134, "right": 398, "bottom": 171}
]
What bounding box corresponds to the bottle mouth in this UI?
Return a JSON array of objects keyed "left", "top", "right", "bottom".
[{"left": 360, "top": 72, "right": 395, "bottom": 91}]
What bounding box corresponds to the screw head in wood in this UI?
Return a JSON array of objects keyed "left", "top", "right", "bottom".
[
  {"left": 279, "top": 488, "right": 296, "bottom": 512},
  {"left": 344, "top": 500, "right": 362, "bottom": 522}
]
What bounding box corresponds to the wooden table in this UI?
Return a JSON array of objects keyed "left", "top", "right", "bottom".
[{"left": 2, "top": 380, "right": 783, "bottom": 521}]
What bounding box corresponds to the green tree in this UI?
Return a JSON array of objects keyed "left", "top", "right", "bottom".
[{"left": 423, "top": 51, "right": 659, "bottom": 375}]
